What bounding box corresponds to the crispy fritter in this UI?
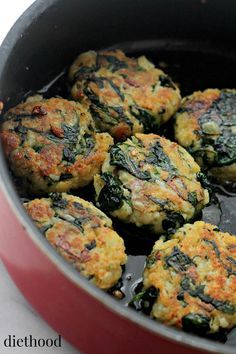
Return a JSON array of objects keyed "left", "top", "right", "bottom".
[
  {"left": 24, "top": 193, "right": 127, "bottom": 289},
  {"left": 134, "top": 221, "right": 236, "bottom": 334},
  {"left": 69, "top": 50, "right": 181, "bottom": 140},
  {"left": 174, "top": 89, "right": 236, "bottom": 182},
  {"left": 1, "top": 96, "right": 113, "bottom": 194},
  {"left": 94, "top": 133, "right": 209, "bottom": 235}
]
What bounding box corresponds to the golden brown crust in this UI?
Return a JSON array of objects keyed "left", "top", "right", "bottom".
[
  {"left": 141, "top": 221, "right": 236, "bottom": 333},
  {"left": 94, "top": 133, "right": 209, "bottom": 235},
  {"left": 69, "top": 50, "right": 181, "bottom": 139},
  {"left": 24, "top": 193, "right": 127, "bottom": 289},
  {"left": 174, "top": 89, "right": 236, "bottom": 182},
  {"left": 175, "top": 89, "right": 220, "bottom": 150},
  {"left": 1, "top": 96, "right": 113, "bottom": 194}
]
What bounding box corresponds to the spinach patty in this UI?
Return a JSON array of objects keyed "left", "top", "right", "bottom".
[
  {"left": 69, "top": 50, "right": 181, "bottom": 140},
  {"left": 175, "top": 89, "right": 236, "bottom": 182},
  {"left": 1, "top": 95, "right": 113, "bottom": 194},
  {"left": 94, "top": 133, "right": 209, "bottom": 235},
  {"left": 132, "top": 221, "right": 236, "bottom": 334},
  {"left": 24, "top": 193, "right": 127, "bottom": 289}
]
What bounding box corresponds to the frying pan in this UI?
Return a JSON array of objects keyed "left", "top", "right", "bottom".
[{"left": 0, "top": 1, "right": 236, "bottom": 353}]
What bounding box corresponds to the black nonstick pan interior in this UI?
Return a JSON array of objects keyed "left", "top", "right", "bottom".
[{"left": 11, "top": 37, "right": 236, "bottom": 346}]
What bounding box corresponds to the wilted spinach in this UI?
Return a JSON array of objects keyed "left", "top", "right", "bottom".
[
  {"left": 159, "top": 75, "right": 176, "bottom": 90},
  {"left": 98, "top": 54, "right": 128, "bottom": 72},
  {"left": 188, "top": 191, "right": 198, "bottom": 207},
  {"left": 182, "top": 313, "right": 210, "bottom": 334},
  {"left": 146, "top": 140, "right": 177, "bottom": 177},
  {"left": 130, "top": 106, "right": 157, "bottom": 132},
  {"left": 198, "top": 91, "right": 236, "bottom": 167},
  {"left": 50, "top": 192, "right": 68, "bottom": 209},
  {"left": 162, "top": 212, "right": 185, "bottom": 233},
  {"left": 97, "top": 173, "right": 124, "bottom": 212},
  {"left": 110, "top": 144, "right": 151, "bottom": 180},
  {"left": 165, "top": 247, "right": 194, "bottom": 273},
  {"left": 129, "top": 286, "right": 159, "bottom": 315}
]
